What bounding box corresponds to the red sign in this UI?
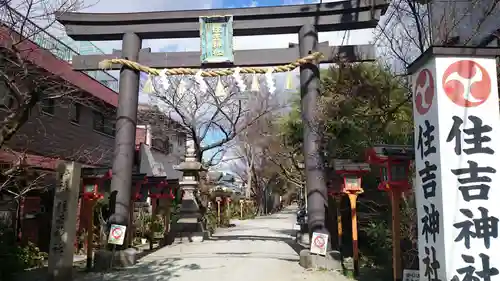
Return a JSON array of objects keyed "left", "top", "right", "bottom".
[
  {"left": 313, "top": 235, "right": 325, "bottom": 248},
  {"left": 442, "top": 60, "right": 491, "bottom": 107},
  {"left": 111, "top": 227, "right": 124, "bottom": 239},
  {"left": 414, "top": 68, "right": 434, "bottom": 115}
]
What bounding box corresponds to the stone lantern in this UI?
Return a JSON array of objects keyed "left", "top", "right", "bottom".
[{"left": 171, "top": 139, "right": 208, "bottom": 242}]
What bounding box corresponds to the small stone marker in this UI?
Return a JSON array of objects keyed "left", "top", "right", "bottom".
[
  {"left": 48, "top": 162, "right": 82, "bottom": 281},
  {"left": 402, "top": 269, "right": 419, "bottom": 281},
  {"left": 108, "top": 224, "right": 127, "bottom": 245},
  {"left": 310, "top": 232, "right": 328, "bottom": 256}
]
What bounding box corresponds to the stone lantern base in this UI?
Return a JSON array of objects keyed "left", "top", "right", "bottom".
[{"left": 166, "top": 185, "right": 209, "bottom": 244}]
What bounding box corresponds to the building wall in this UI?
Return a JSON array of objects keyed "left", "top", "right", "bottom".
[
  {"left": 0, "top": 85, "right": 116, "bottom": 251},
  {"left": 430, "top": 0, "right": 500, "bottom": 46},
  {"left": 136, "top": 124, "right": 186, "bottom": 180},
  {"left": 139, "top": 144, "right": 183, "bottom": 180},
  {"left": 0, "top": 83, "right": 116, "bottom": 167}
]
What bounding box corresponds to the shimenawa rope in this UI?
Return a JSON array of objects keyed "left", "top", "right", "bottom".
[{"left": 98, "top": 52, "right": 324, "bottom": 77}]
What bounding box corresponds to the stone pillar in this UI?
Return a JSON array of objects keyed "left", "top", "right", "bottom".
[
  {"left": 298, "top": 24, "right": 328, "bottom": 239},
  {"left": 48, "top": 162, "right": 82, "bottom": 281},
  {"left": 92, "top": 33, "right": 142, "bottom": 271},
  {"left": 409, "top": 47, "right": 500, "bottom": 281},
  {"left": 169, "top": 139, "right": 208, "bottom": 243},
  {"left": 109, "top": 32, "right": 141, "bottom": 237}
]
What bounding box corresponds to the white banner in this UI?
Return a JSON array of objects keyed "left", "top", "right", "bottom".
[{"left": 412, "top": 57, "right": 500, "bottom": 281}]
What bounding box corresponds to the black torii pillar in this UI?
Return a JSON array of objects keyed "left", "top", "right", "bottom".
[
  {"left": 108, "top": 32, "right": 141, "bottom": 247},
  {"left": 299, "top": 24, "right": 329, "bottom": 240}
]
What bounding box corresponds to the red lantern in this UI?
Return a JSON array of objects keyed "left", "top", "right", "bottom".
[
  {"left": 133, "top": 187, "right": 141, "bottom": 201},
  {"left": 366, "top": 145, "right": 413, "bottom": 192},
  {"left": 341, "top": 175, "right": 363, "bottom": 194},
  {"left": 332, "top": 160, "right": 370, "bottom": 195},
  {"left": 132, "top": 175, "right": 148, "bottom": 201},
  {"left": 147, "top": 179, "right": 170, "bottom": 199},
  {"left": 83, "top": 184, "right": 104, "bottom": 200},
  {"left": 81, "top": 168, "right": 111, "bottom": 201},
  {"left": 83, "top": 184, "right": 98, "bottom": 197}
]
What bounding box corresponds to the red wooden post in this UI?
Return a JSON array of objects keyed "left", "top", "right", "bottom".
[{"left": 81, "top": 168, "right": 110, "bottom": 269}]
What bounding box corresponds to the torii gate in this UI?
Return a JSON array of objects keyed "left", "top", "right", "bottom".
[{"left": 55, "top": 0, "right": 388, "bottom": 251}]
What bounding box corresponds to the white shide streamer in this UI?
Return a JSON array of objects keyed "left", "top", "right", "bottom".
[
  {"left": 159, "top": 69, "right": 170, "bottom": 91},
  {"left": 232, "top": 67, "right": 246, "bottom": 92},
  {"left": 265, "top": 68, "right": 276, "bottom": 94},
  {"left": 195, "top": 70, "right": 208, "bottom": 93}
]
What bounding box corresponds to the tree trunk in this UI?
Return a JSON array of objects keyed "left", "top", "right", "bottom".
[
  {"left": 254, "top": 185, "right": 264, "bottom": 215},
  {"left": 246, "top": 153, "right": 254, "bottom": 198}
]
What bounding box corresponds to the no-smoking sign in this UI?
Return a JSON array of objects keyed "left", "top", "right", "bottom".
[
  {"left": 310, "top": 232, "right": 328, "bottom": 256},
  {"left": 314, "top": 235, "right": 325, "bottom": 247},
  {"left": 108, "top": 224, "right": 127, "bottom": 245}
]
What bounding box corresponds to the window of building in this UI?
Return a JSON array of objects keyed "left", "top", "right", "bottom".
[
  {"left": 93, "top": 111, "right": 115, "bottom": 137},
  {"left": 40, "top": 92, "right": 55, "bottom": 115},
  {"left": 177, "top": 135, "right": 184, "bottom": 146},
  {"left": 167, "top": 137, "right": 173, "bottom": 154},
  {"left": 69, "top": 103, "right": 81, "bottom": 124},
  {"left": 93, "top": 111, "right": 104, "bottom": 131},
  {"left": 152, "top": 137, "right": 172, "bottom": 154},
  {"left": 103, "top": 118, "right": 116, "bottom": 136},
  {"left": 152, "top": 138, "right": 164, "bottom": 150}
]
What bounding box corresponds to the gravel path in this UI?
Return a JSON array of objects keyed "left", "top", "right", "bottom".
[{"left": 75, "top": 205, "right": 350, "bottom": 281}]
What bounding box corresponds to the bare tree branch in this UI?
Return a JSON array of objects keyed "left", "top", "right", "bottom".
[{"left": 144, "top": 72, "right": 284, "bottom": 165}]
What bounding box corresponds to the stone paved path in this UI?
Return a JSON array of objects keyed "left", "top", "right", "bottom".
[{"left": 77, "top": 205, "right": 349, "bottom": 281}]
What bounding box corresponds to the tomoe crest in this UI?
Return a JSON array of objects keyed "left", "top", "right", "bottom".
[
  {"left": 442, "top": 60, "right": 491, "bottom": 108},
  {"left": 414, "top": 68, "right": 435, "bottom": 115}
]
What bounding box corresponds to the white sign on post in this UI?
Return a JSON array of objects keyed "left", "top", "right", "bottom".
[
  {"left": 108, "top": 224, "right": 127, "bottom": 245},
  {"left": 402, "top": 269, "right": 419, "bottom": 281},
  {"left": 412, "top": 56, "right": 500, "bottom": 281},
  {"left": 310, "top": 232, "right": 328, "bottom": 256}
]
